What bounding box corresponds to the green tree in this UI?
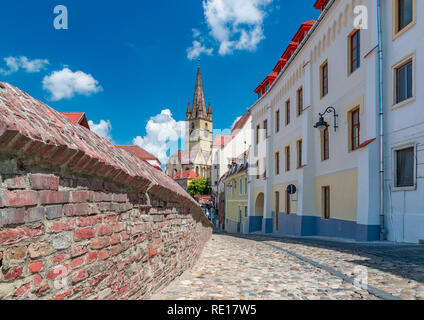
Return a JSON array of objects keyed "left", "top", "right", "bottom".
[{"left": 186, "top": 178, "right": 211, "bottom": 196}]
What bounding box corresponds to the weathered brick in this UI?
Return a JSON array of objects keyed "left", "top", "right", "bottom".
[
  {"left": 33, "top": 274, "right": 43, "bottom": 286},
  {"left": 71, "top": 246, "right": 88, "bottom": 258},
  {"left": 72, "top": 270, "right": 87, "bottom": 284},
  {"left": 97, "top": 225, "right": 113, "bottom": 236},
  {"left": 70, "top": 191, "right": 91, "bottom": 203},
  {"left": 77, "top": 215, "right": 102, "bottom": 227},
  {"left": 3, "top": 190, "right": 38, "bottom": 207},
  {"left": 86, "top": 251, "right": 97, "bottom": 264},
  {"left": 29, "top": 174, "right": 59, "bottom": 190},
  {"left": 98, "top": 250, "right": 110, "bottom": 260},
  {"left": 111, "top": 233, "right": 120, "bottom": 245},
  {"left": 0, "top": 224, "right": 44, "bottom": 245},
  {"left": 3, "top": 266, "right": 23, "bottom": 281},
  {"left": 35, "top": 285, "right": 50, "bottom": 297},
  {"left": 70, "top": 256, "right": 85, "bottom": 269},
  {"left": 0, "top": 208, "right": 25, "bottom": 227},
  {"left": 91, "top": 237, "right": 110, "bottom": 250},
  {"left": 6, "top": 246, "right": 27, "bottom": 262},
  {"left": 39, "top": 191, "right": 69, "bottom": 204},
  {"left": 14, "top": 282, "right": 31, "bottom": 297},
  {"left": 28, "top": 241, "right": 53, "bottom": 258},
  {"left": 45, "top": 205, "right": 62, "bottom": 220},
  {"left": 53, "top": 290, "right": 72, "bottom": 300},
  {"left": 53, "top": 253, "right": 66, "bottom": 264},
  {"left": 27, "top": 207, "right": 45, "bottom": 222},
  {"left": 46, "top": 265, "right": 68, "bottom": 280},
  {"left": 49, "top": 220, "right": 76, "bottom": 233},
  {"left": 29, "top": 261, "right": 43, "bottom": 273},
  {"left": 5, "top": 176, "right": 26, "bottom": 189},
  {"left": 63, "top": 203, "right": 90, "bottom": 217},
  {"left": 74, "top": 228, "right": 95, "bottom": 241}
]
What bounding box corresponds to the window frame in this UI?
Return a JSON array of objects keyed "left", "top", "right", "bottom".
[
  {"left": 320, "top": 60, "right": 328, "bottom": 98},
  {"left": 348, "top": 29, "right": 361, "bottom": 75},
  {"left": 392, "top": 0, "right": 416, "bottom": 40},
  {"left": 256, "top": 125, "right": 260, "bottom": 145},
  {"left": 275, "top": 109, "right": 280, "bottom": 133},
  {"left": 350, "top": 107, "right": 360, "bottom": 152},
  {"left": 297, "top": 87, "right": 303, "bottom": 117},
  {"left": 275, "top": 151, "right": 280, "bottom": 175},
  {"left": 285, "top": 145, "right": 291, "bottom": 172},
  {"left": 392, "top": 53, "right": 415, "bottom": 109},
  {"left": 285, "top": 99, "right": 291, "bottom": 126},
  {"left": 321, "top": 127, "right": 330, "bottom": 161},
  {"left": 263, "top": 119, "right": 268, "bottom": 139},
  {"left": 297, "top": 139, "right": 303, "bottom": 169},
  {"left": 392, "top": 143, "right": 417, "bottom": 191},
  {"left": 285, "top": 190, "right": 291, "bottom": 215}
]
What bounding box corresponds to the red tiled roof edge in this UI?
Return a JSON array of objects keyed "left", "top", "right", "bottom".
[{"left": 0, "top": 82, "right": 203, "bottom": 214}]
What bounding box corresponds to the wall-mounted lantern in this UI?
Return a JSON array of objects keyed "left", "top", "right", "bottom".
[{"left": 314, "top": 106, "right": 338, "bottom": 132}]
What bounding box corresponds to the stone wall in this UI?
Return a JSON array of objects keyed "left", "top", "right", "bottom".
[{"left": 0, "top": 82, "right": 212, "bottom": 299}]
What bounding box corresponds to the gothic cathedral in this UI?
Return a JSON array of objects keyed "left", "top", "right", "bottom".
[{"left": 166, "top": 67, "right": 213, "bottom": 185}]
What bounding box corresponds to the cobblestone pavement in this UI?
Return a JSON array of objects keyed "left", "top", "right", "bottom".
[{"left": 151, "top": 231, "right": 424, "bottom": 300}]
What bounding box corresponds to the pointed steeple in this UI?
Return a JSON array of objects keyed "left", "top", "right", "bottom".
[
  {"left": 192, "top": 67, "right": 207, "bottom": 117},
  {"left": 207, "top": 102, "right": 212, "bottom": 114}
]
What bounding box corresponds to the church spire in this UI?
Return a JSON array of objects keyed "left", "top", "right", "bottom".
[{"left": 192, "top": 66, "right": 207, "bottom": 118}]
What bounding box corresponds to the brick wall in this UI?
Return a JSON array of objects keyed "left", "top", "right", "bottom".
[{"left": 0, "top": 82, "right": 212, "bottom": 299}]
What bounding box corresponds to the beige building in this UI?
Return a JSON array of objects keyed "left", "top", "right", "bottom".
[{"left": 166, "top": 67, "right": 213, "bottom": 181}]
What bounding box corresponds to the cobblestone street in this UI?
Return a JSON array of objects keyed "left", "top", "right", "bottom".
[{"left": 151, "top": 231, "right": 424, "bottom": 300}]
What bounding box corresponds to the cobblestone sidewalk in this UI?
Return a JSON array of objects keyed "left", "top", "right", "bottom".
[{"left": 150, "top": 231, "right": 424, "bottom": 300}]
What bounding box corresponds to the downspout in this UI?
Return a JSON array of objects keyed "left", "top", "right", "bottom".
[{"left": 377, "top": 0, "right": 386, "bottom": 240}]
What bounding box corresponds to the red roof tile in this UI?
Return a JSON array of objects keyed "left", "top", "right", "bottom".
[
  {"left": 117, "top": 145, "right": 161, "bottom": 170},
  {"left": 174, "top": 170, "right": 199, "bottom": 180},
  {"left": 213, "top": 135, "right": 232, "bottom": 147},
  {"left": 231, "top": 113, "right": 250, "bottom": 135}
]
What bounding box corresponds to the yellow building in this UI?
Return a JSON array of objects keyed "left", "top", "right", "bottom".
[{"left": 223, "top": 152, "right": 249, "bottom": 233}]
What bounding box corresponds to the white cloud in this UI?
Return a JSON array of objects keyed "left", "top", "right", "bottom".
[
  {"left": 0, "top": 56, "right": 49, "bottom": 75},
  {"left": 88, "top": 119, "right": 113, "bottom": 142},
  {"left": 187, "top": 40, "right": 213, "bottom": 60},
  {"left": 187, "top": 0, "right": 273, "bottom": 58},
  {"left": 133, "top": 109, "right": 186, "bottom": 165},
  {"left": 42, "top": 68, "right": 102, "bottom": 101}
]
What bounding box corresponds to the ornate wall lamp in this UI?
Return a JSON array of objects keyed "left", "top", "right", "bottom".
[{"left": 314, "top": 106, "right": 338, "bottom": 132}]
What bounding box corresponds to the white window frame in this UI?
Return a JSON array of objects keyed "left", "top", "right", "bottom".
[{"left": 392, "top": 142, "right": 417, "bottom": 192}]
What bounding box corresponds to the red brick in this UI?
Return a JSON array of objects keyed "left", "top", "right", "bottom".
[
  {"left": 63, "top": 203, "right": 90, "bottom": 217},
  {"left": 149, "top": 249, "right": 157, "bottom": 257},
  {"left": 5, "top": 176, "right": 26, "bottom": 189},
  {"left": 74, "top": 228, "right": 95, "bottom": 241},
  {"left": 70, "top": 256, "right": 85, "bottom": 269},
  {"left": 91, "top": 237, "right": 110, "bottom": 250},
  {"left": 3, "top": 266, "right": 23, "bottom": 281},
  {"left": 70, "top": 191, "right": 91, "bottom": 203},
  {"left": 72, "top": 270, "right": 87, "bottom": 284},
  {"left": 97, "top": 225, "right": 113, "bottom": 236},
  {"left": 35, "top": 285, "right": 50, "bottom": 297},
  {"left": 4, "top": 190, "right": 38, "bottom": 207},
  {"left": 111, "top": 245, "right": 121, "bottom": 256},
  {"left": 46, "top": 265, "right": 68, "bottom": 280},
  {"left": 53, "top": 253, "right": 66, "bottom": 264},
  {"left": 14, "top": 282, "right": 31, "bottom": 297},
  {"left": 71, "top": 246, "right": 88, "bottom": 258},
  {"left": 99, "top": 250, "right": 110, "bottom": 260},
  {"left": 49, "top": 220, "right": 76, "bottom": 233},
  {"left": 29, "top": 174, "right": 59, "bottom": 190},
  {"left": 53, "top": 290, "right": 72, "bottom": 300},
  {"left": 77, "top": 215, "right": 102, "bottom": 227},
  {"left": 0, "top": 251, "right": 3, "bottom": 261},
  {"left": 29, "top": 261, "right": 43, "bottom": 273},
  {"left": 39, "top": 191, "right": 70, "bottom": 204},
  {"left": 6, "top": 246, "right": 27, "bottom": 261},
  {"left": 86, "top": 251, "right": 98, "bottom": 264},
  {"left": 33, "top": 274, "right": 43, "bottom": 286},
  {"left": 0, "top": 224, "right": 44, "bottom": 245},
  {"left": 104, "top": 214, "right": 120, "bottom": 223},
  {"left": 112, "top": 223, "right": 125, "bottom": 233},
  {"left": 111, "top": 233, "right": 120, "bottom": 245}
]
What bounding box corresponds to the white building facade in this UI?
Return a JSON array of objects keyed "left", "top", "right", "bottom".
[{"left": 247, "top": 0, "right": 423, "bottom": 243}]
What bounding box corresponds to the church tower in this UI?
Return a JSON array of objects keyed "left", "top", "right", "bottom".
[{"left": 186, "top": 66, "right": 213, "bottom": 153}]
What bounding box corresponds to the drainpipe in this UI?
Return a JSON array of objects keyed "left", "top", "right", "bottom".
[{"left": 377, "top": 0, "right": 386, "bottom": 240}]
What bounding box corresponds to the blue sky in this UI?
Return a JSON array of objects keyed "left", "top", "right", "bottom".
[{"left": 0, "top": 0, "right": 319, "bottom": 164}]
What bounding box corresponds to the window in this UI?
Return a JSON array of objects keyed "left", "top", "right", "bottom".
[
  {"left": 275, "top": 109, "right": 280, "bottom": 133},
  {"left": 256, "top": 160, "right": 260, "bottom": 179},
  {"left": 297, "top": 87, "right": 303, "bottom": 116},
  {"left": 275, "top": 192, "right": 280, "bottom": 231},
  {"left": 285, "top": 100, "right": 290, "bottom": 125},
  {"left": 285, "top": 146, "right": 290, "bottom": 172},
  {"left": 321, "top": 61, "right": 328, "bottom": 97},
  {"left": 297, "top": 140, "right": 302, "bottom": 168},
  {"left": 240, "top": 179, "right": 243, "bottom": 195},
  {"left": 244, "top": 177, "right": 248, "bottom": 194},
  {"left": 322, "top": 186, "right": 330, "bottom": 219},
  {"left": 349, "top": 30, "right": 360, "bottom": 74},
  {"left": 263, "top": 158, "right": 267, "bottom": 179},
  {"left": 256, "top": 125, "right": 260, "bottom": 144},
  {"left": 285, "top": 190, "right": 291, "bottom": 215},
  {"left": 350, "top": 108, "right": 360, "bottom": 151},
  {"left": 244, "top": 206, "right": 248, "bottom": 217},
  {"left": 395, "top": 146, "right": 415, "bottom": 188},
  {"left": 275, "top": 152, "right": 280, "bottom": 175},
  {"left": 322, "top": 127, "right": 329, "bottom": 161},
  {"left": 395, "top": 60, "right": 413, "bottom": 104},
  {"left": 263, "top": 120, "right": 268, "bottom": 139}
]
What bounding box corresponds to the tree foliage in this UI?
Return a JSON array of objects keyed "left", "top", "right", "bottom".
[{"left": 186, "top": 178, "right": 210, "bottom": 196}]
